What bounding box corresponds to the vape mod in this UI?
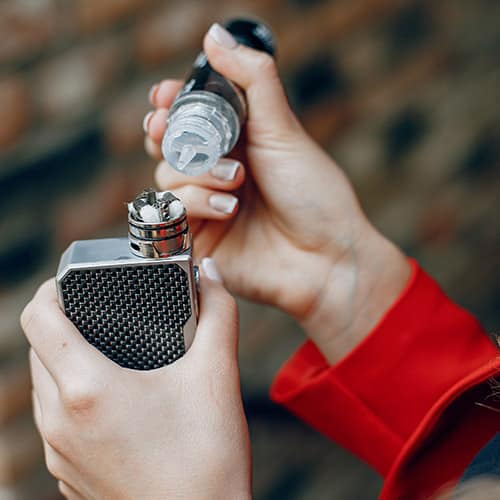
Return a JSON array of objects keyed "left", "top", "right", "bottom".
[
  {"left": 162, "top": 18, "right": 275, "bottom": 176},
  {"left": 56, "top": 190, "right": 198, "bottom": 370}
]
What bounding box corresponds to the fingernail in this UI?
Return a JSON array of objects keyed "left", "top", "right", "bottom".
[
  {"left": 208, "top": 23, "right": 238, "bottom": 50},
  {"left": 209, "top": 193, "right": 238, "bottom": 214},
  {"left": 201, "top": 257, "right": 223, "bottom": 283},
  {"left": 211, "top": 159, "right": 240, "bottom": 181},
  {"left": 143, "top": 111, "right": 154, "bottom": 133},
  {"left": 148, "top": 83, "right": 160, "bottom": 105}
]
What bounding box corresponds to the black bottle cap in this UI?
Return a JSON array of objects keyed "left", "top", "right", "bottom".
[{"left": 223, "top": 18, "right": 276, "bottom": 56}]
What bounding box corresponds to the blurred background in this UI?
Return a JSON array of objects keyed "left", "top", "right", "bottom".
[{"left": 0, "top": 0, "right": 499, "bottom": 498}]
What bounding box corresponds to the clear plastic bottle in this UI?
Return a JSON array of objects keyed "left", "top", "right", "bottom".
[{"left": 162, "top": 19, "right": 275, "bottom": 176}]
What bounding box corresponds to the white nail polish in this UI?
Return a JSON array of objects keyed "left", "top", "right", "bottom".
[
  {"left": 211, "top": 160, "right": 240, "bottom": 181},
  {"left": 209, "top": 194, "right": 238, "bottom": 214},
  {"left": 201, "top": 257, "right": 223, "bottom": 282},
  {"left": 208, "top": 23, "right": 238, "bottom": 50},
  {"left": 143, "top": 111, "right": 154, "bottom": 133}
]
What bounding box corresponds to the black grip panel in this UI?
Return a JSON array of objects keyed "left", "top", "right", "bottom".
[{"left": 60, "top": 263, "right": 192, "bottom": 370}]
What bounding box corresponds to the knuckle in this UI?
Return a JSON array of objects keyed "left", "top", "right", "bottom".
[
  {"left": 43, "top": 426, "right": 66, "bottom": 457},
  {"left": 207, "top": 49, "right": 227, "bottom": 72},
  {"left": 39, "top": 278, "right": 55, "bottom": 295},
  {"left": 20, "top": 279, "right": 56, "bottom": 333},
  {"left": 60, "top": 381, "right": 98, "bottom": 415},
  {"left": 177, "top": 184, "right": 197, "bottom": 203},
  {"left": 45, "top": 452, "right": 61, "bottom": 478},
  {"left": 255, "top": 52, "right": 277, "bottom": 76},
  {"left": 183, "top": 184, "right": 197, "bottom": 198},
  {"left": 212, "top": 291, "right": 238, "bottom": 320},
  {"left": 224, "top": 294, "right": 238, "bottom": 315},
  {"left": 20, "top": 301, "right": 36, "bottom": 333}
]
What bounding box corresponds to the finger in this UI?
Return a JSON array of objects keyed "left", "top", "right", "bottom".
[
  {"left": 21, "top": 280, "right": 101, "bottom": 384},
  {"left": 30, "top": 351, "right": 69, "bottom": 453},
  {"left": 190, "top": 258, "right": 239, "bottom": 358},
  {"left": 155, "top": 158, "right": 245, "bottom": 191},
  {"left": 170, "top": 185, "right": 239, "bottom": 220},
  {"left": 43, "top": 438, "right": 76, "bottom": 486},
  {"left": 149, "top": 79, "right": 183, "bottom": 108},
  {"left": 30, "top": 349, "right": 59, "bottom": 415},
  {"left": 32, "top": 390, "right": 43, "bottom": 434},
  {"left": 59, "top": 481, "right": 85, "bottom": 500},
  {"left": 58, "top": 481, "right": 85, "bottom": 500},
  {"left": 42, "top": 429, "right": 83, "bottom": 492},
  {"left": 31, "top": 357, "right": 86, "bottom": 498},
  {"left": 204, "top": 24, "right": 300, "bottom": 134},
  {"left": 144, "top": 108, "right": 169, "bottom": 145},
  {"left": 192, "top": 220, "right": 232, "bottom": 258},
  {"left": 144, "top": 135, "right": 162, "bottom": 160}
]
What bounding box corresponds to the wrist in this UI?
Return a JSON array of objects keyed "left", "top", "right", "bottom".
[{"left": 299, "top": 222, "right": 412, "bottom": 364}]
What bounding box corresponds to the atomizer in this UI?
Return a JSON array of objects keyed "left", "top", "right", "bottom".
[{"left": 56, "top": 190, "right": 198, "bottom": 370}]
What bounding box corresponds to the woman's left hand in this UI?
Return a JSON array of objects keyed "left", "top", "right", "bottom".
[{"left": 20, "top": 259, "right": 252, "bottom": 500}]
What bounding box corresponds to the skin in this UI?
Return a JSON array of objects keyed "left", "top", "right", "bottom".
[
  {"left": 21, "top": 24, "right": 412, "bottom": 500},
  {"left": 147, "top": 31, "right": 412, "bottom": 363},
  {"left": 21, "top": 267, "right": 252, "bottom": 500}
]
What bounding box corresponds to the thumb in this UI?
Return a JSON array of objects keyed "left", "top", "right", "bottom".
[
  {"left": 190, "top": 258, "right": 239, "bottom": 361},
  {"left": 203, "top": 23, "right": 300, "bottom": 135}
]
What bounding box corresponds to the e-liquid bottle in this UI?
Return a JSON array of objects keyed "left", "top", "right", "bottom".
[{"left": 161, "top": 19, "right": 275, "bottom": 176}]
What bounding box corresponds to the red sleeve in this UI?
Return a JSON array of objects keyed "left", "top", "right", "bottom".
[{"left": 270, "top": 259, "right": 499, "bottom": 499}]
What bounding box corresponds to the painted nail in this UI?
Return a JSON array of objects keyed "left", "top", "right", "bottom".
[
  {"left": 148, "top": 83, "right": 160, "bottom": 105},
  {"left": 209, "top": 193, "right": 238, "bottom": 214},
  {"left": 143, "top": 111, "right": 154, "bottom": 133},
  {"left": 208, "top": 23, "right": 238, "bottom": 50},
  {"left": 211, "top": 159, "right": 241, "bottom": 182},
  {"left": 201, "top": 257, "right": 223, "bottom": 283}
]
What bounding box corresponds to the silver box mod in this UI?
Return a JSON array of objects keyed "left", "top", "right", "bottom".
[{"left": 56, "top": 191, "right": 198, "bottom": 370}]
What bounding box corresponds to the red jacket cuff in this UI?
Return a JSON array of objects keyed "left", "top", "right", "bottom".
[{"left": 270, "top": 259, "right": 498, "bottom": 476}]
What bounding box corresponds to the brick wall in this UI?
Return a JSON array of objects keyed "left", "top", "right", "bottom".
[{"left": 0, "top": 0, "right": 498, "bottom": 498}]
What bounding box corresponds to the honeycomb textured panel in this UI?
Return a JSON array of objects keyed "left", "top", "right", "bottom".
[{"left": 60, "top": 263, "right": 192, "bottom": 370}]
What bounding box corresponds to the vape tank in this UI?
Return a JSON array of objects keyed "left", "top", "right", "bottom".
[{"left": 56, "top": 190, "right": 198, "bottom": 370}]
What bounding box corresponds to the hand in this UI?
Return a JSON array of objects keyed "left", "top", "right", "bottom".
[
  {"left": 144, "top": 23, "right": 411, "bottom": 363},
  {"left": 21, "top": 259, "right": 252, "bottom": 500}
]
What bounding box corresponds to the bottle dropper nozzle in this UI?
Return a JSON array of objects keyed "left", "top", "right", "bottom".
[
  {"left": 177, "top": 145, "right": 197, "bottom": 171},
  {"left": 162, "top": 100, "right": 227, "bottom": 175}
]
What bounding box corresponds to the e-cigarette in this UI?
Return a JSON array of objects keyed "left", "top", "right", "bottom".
[
  {"left": 162, "top": 18, "right": 275, "bottom": 176},
  {"left": 56, "top": 190, "right": 198, "bottom": 370}
]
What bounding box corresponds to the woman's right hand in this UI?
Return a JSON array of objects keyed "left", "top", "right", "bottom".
[{"left": 144, "top": 23, "right": 411, "bottom": 363}]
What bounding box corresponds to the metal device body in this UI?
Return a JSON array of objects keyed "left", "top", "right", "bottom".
[{"left": 56, "top": 191, "right": 198, "bottom": 370}]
